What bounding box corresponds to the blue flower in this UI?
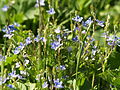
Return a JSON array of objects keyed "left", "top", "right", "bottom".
[
  {"left": 46, "top": 8, "right": 55, "bottom": 15},
  {"left": 15, "top": 62, "right": 20, "bottom": 68},
  {"left": 2, "top": 24, "right": 19, "bottom": 39},
  {"left": 34, "top": 35, "right": 40, "bottom": 42},
  {"left": 7, "top": 84, "right": 14, "bottom": 88},
  {"left": 96, "top": 19, "right": 104, "bottom": 27},
  {"left": 56, "top": 35, "right": 62, "bottom": 42},
  {"left": 8, "top": 25, "right": 17, "bottom": 31},
  {"left": 8, "top": 71, "right": 19, "bottom": 78},
  {"left": 54, "top": 79, "right": 63, "bottom": 88},
  {"left": 81, "top": 30, "right": 86, "bottom": 34},
  {"left": 51, "top": 41, "right": 63, "bottom": 50},
  {"left": 0, "top": 77, "right": 8, "bottom": 85},
  {"left": 25, "top": 37, "right": 32, "bottom": 45},
  {"left": 18, "top": 42, "right": 25, "bottom": 50},
  {"left": 0, "top": 55, "right": 6, "bottom": 61},
  {"left": 40, "top": 37, "right": 47, "bottom": 42},
  {"left": 35, "top": 0, "right": 45, "bottom": 7},
  {"left": 82, "top": 17, "right": 93, "bottom": 27},
  {"left": 85, "top": 17, "right": 93, "bottom": 25},
  {"left": 72, "top": 16, "right": 83, "bottom": 22},
  {"left": 13, "top": 47, "right": 20, "bottom": 54},
  {"left": 55, "top": 27, "right": 60, "bottom": 33},
  {"left": 56, "top": 65, "right": 66, "bottom": 70},
  {"left": 74, "top": 27, "right": 80, "bottom": 32},
  {"left": 42, "top": 82, "right": 48, "bottom": 88},
  {"left": 60, "top": 65, "right": 66, "bottom": 70},
  {"left": 2, "top": 5, "right": 9, "bottom": 12},
  {"left": 72, "top": 36, "right": 78, "bottom": 41},
  {"left": 3, "top": 33, "right": 14, "bottom": 39}
]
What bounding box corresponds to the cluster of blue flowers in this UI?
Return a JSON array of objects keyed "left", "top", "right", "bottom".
[
  {"left": 106, "top": 35, "right": 120, "bottom": 46},
  {"left": 72, "top": 15, "right": 104, "bottom": 27},
  {"left": 42, "top": 79, "right": 63, "bottom": 88},
  {"left": 2, "top": 23, "right": 20, "bottom": 39},
  {"left": 13, "top": 35, "right": 47, "bottom": 54}
]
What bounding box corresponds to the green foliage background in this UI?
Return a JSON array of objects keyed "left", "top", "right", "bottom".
[{"left": 0, "top": 0, "right": 120, "bottom": 89}]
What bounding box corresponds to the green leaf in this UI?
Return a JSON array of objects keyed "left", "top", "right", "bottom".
[
  {"left": 5, "top": 55, "right": 17, "bottom": 65},
  {"left": 16, "top": 82, "right": 27, "bottom": 90}
]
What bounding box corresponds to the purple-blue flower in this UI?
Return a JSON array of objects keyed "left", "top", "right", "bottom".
[
  {"left": 56, "top": 65, "right": 66, "bottom": 70},
  {"left": 13, "top": 47, "right": 20, "bottom": 54},
  {"left": 51, "top": 41, "right": 63, "bottom": 50},
  {"left": 34, "top": 35, "right": 40, "bottom": 42},
  {"left": 35, "top": 0, "right": 45, "bottom": 7},
  {"left": 72, "top": 36, "right": 78, "bottom": 41},
  {"left": 18, "top": 42, "right": 25, "bottom": 50},
  {"left": 46, "top": 8, "right": 55, "bottom": 15},
  {"left": 7, "top": 84, "right": 14, "bottom": 88},
  {"left": 82, "top": 17, "right": 93, "bottom": 27},
  {"left": 25, "top": 37, "right": 32, "bottom": 45},
  {"left": 8, "top": 71, "right": 19, "bottom": 78},
  {"left": 72, "top": 16, "right": 83, "bottom": 22},
  {"left": 0, "top": 77, "right": 8, "bottom": 85},
  {"left": 54, "top": 79, "right": 63, "bottom": 88},
  {"left": 96, "top": 19, "right": 104, "bottom": 27},
  {"left": 0, "top": 55, "right": 6, "bottom": 61},
  {"left": 42, "top": 82, "right": 48, "bottom": 88},
  {"left": 55, "top": 27, "right": 60, "bottom": 33},
  {"left": 60, "top": 65, "right": 66, "bottom": 70},
  {"left": 40, "top": 37, "right": 47, "bottom": 42},
  {"left": 2, "top": 5, "right": 9, "bottom": 12}
]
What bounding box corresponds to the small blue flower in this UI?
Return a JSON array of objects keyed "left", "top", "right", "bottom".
[
  {"left": 55, "top": 27, "right": 60, "bottom": 33},
  {"left": 56, "top": 35, "right": 62, "bottom": 42},
  {"left": 46, "top": 8, "right": 55, "bottom": 15},
  {"left": 72, "top": 36, "right": 78, "bottom": 41},
  {"left": 2, "top": 5, "right": 9, "bottom": 12},
  {"left": 51, "top": 41, "right": 63, "bottom": 50},
  {"left": 25, "top": 37, "right": 32, "bottom": 45},
  {"left": 107, "top": 42, "right": 114, "bottom": 46},
  {"left": 81, "top": 30, "right": 86, "bottom": 34},
  {"left": 60, "top": 65, "right": 66, "bottom": 70},
  {"left": 92, "top": 49, "right": 97, "bottom": 55},
  {"left": 7, "top": 84, "right": 14, "bottom": 88},
  {"left": 74, "top": 27, "right": 80, "bottom": 32},
  {"left": 34, "top": 35, "right": 40, "bottom": 42},
  {"left": 13, "top": 47, "right": 20, "bottom": 54},
  {"left": 15, "top": 62, "right": 20, "bottom": 68},
  {"left": 8, "top": 71, "right": 18, "bottom": 78},
  {"left": 8, "top": 25, "right": 17, "bottom": 31},
  {"left": 35, "top": 0, "right": 45, "bottom": 7},
  {"left": 18, "top": 42, "right": 25, "bottom": 50},
  {"left": 85, "top": 17, "right": 93, "bottom": 25},
  {"left": 3, "top": 33, "right": 14, "bottom": 39},
  {"left": 0, "top": 55, "right": 6, "bottom": 61},
  {"left": 54, "top": 79, "right": 63, "bottom": 88},
  {"left": 42, "top": 82, "right": 48, "bottom": 88},
  {"left": 83, "top": 17, "right": 93, "bottom": 27},
  {"left": 40, "top": 37, "right": 47, "bottom": 42},
  {"left": 0, "top": 77, "right": 8, "bottom": 85},
  {"left": 96, "top": 19, "right": 104, "bottom": 27},
  {"left": 72, "top": 16, "right": 83, "bottom": 22},
  {"left": 56, "top": 65, "right": 66, "bottom": 70}
]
